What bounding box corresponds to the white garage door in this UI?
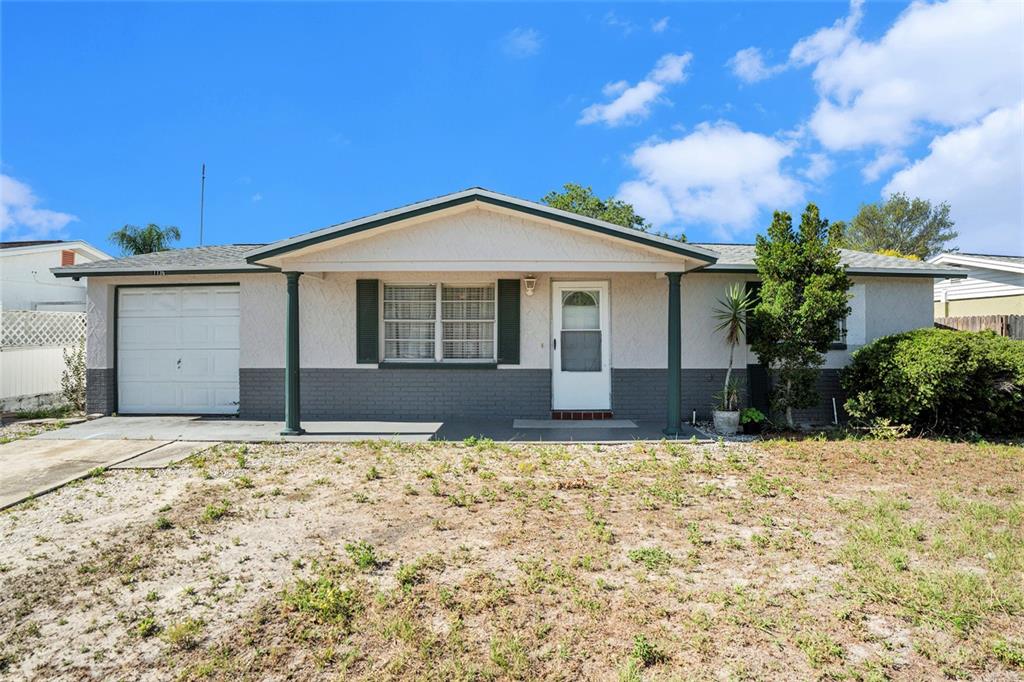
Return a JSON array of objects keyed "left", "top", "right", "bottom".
[{"left": 117, "top": 285, "right": 240, "bottom": 414}]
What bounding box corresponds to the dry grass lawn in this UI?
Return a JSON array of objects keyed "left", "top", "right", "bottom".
[{"left": 1, "top": 437, "right": 1022, "bottom": 681}]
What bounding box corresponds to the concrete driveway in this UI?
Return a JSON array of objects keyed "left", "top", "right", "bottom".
[{"left": 0, "top": 438, "right": 178, "bottom": 510}]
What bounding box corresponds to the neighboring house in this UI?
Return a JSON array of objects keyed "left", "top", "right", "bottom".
[
  {"left": 52, "top": 188, "right": 966, "bottom": 430},
  {"left": 1, "top": 241, "right": 110, "bottom": 411},
  {"left": 1, "top": 240, "right": 112, "bottom": 311},
  {"left": 928, "top": 252, "right": 1024, "bottom": 317}
]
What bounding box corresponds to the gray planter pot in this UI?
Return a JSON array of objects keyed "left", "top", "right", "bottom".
[{"left": 712, "top": 410, "right": 740, "bottom": 436}]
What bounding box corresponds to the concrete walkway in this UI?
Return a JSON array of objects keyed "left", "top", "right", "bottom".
[
  {"left": 36, "top": 416, "right": 708, "bottom": 444},
  {"left": 1, "top": 439, "right": 161, "bottom": 509}
]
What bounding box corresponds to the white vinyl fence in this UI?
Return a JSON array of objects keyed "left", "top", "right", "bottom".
[{"left": 0, "top": 310, "right": 85, "bottom": 412}]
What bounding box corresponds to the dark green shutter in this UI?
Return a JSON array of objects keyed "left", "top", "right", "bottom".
[
  {"left": 356, "top": 279, "right": 379, "bottom": 364},
  {"left": 747, "top": 363, "right": 770, "bottom": 413},
  {"left": 497, "top": 279, "right": 520, "bottom": 365}
]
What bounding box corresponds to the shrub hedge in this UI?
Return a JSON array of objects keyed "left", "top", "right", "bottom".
[{"left": 842, "top": 328, "right": 1024, "bottom": 436}]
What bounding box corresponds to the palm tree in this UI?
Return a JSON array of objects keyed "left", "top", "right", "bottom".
[
  {"left": 713, "top": 283, "right": 755, "bottom": 410},
  {"left": 109, "top": 224, "right": 181, "bottom": 255}
]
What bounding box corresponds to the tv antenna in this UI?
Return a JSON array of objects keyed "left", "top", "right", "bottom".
[{"left": 199, "top": 162, "right": 206, "bottom": 245}]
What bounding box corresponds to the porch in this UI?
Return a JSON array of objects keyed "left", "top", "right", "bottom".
[{"left": 275, "top": 270, "right": 690, "bottom": 437}]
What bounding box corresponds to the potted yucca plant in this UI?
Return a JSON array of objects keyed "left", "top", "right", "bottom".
[{"left": 712, "top": 283, "right": 754, "bottom": 435}]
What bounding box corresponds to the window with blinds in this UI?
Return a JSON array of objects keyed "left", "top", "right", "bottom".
[
  {"left": 383, "top": 285, "right": 436, "bottom": 359},
  {"left": 382, "top": 283, "right": 496, "bottom": 362},
  {"left": 442, "top": 285, "right": 495, "bottom": 360}
]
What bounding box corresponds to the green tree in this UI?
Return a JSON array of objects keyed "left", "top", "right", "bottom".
[
  {"left": 542, "top": 183, "right": 685, "bottom": 240},
  {"left": 752, "top": 204, "right": 852, "bottom": 429},
  {"left": 109, "top": 223, "right": 181, "bottom": 255},
  {"left": 840, "top": 193, "right": 957, "bottom": 260}
]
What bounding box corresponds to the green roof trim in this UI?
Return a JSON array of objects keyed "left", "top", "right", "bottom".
[{"left": 244, "top": 189, "right": 719, "bottom": 264}]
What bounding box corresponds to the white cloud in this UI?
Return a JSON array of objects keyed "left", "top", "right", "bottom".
[
  {"left": 648, "top": 53, "right": 690, "bottom": 85},
  {"left": 251, "top": 192, "right": 263, "bottom": 203},
  {"left": 789, "top": 0, "right": 864, "bottom": 66},
  {"left": 861, "top": 149, "right": 907, "bottom": 183},
  {"left": 727, "top": 0, "right": 862, "bottom": 84},
  {"left": 617, "top": 121, "right": 805, "bottom": 237},
  {"left": 884, "top": 103, "right": 1024, "bottom": 254},
  {"left": 500, "top": 27, "right": 541, "bottom": 59},
  {"left": 603, "top": 11, "right": 637, "bottom": 35},
  {"left": 651, "top": 17, "right": 670, "bottom": 34},
  {"left": 0, "top": 174, "right": 78, "bottom": 240},
  {"left": 728, "top": 47, "right": 785, "bottom": 84},
  {"left": 808, "top": 0, "right": 1022, "bottom": 151},
  {"left": 801, "top": 153, "right": 834, "bottom": 183},
  {"left": 579, "top": 52, "right": 693, "bottom": 127},
  {"left": 602, "top": 80, "right": 629, "bottom": 97}
]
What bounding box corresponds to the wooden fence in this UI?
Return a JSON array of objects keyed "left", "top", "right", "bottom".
[{"left": 935, "top": 315, "right": 1024, "bottom": 340}]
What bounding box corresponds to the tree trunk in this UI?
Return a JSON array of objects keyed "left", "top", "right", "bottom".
[
  {"left": 723, "top": 345, "right": 735, "bottom": 408},
  {"left": 785, "top": 378, "right": 795, "bottom": 429}
]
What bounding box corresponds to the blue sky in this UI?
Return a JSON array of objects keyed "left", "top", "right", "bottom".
[{"left": 2, "top": 1, "right": 1021, "bottom": 254}]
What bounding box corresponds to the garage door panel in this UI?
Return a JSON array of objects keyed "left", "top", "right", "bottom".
[
  {"left": 118, "top": 292, "right": 148, "bottom": 314},
  {"left": 178, "top": 352, "right": 211, "bottom": 378},
  {"left": 119, "top": 319, "right": 181, "bottom": 349},
  {"left": 179, "top": 385, "right": 240, "bottom": 411},
  {"left": 179, "top": 317, "right": 239, "bottom": 347},
  {"left": 180, "top": 290, "right": 213, "bottom": 313},
  {"left": 119, "top": 350, "right": 178, "bottom": 380},
  {"left": 211, "top": 350, "right": 240, "bottom": 380},
  {"left": 118, "top": 286, "right": 239, "bottom": 415},
  {"left": 210, "top": 320, "right": 240, "bottom": 346},
  {"left": 213, "top": 386, "right": 240, "bottom": 409},
  {"left": 213, "top": 290, "right": 240, "bottom": 312},
  {"left": 119, "top": 382, "right": 179, "bottom": 411}
]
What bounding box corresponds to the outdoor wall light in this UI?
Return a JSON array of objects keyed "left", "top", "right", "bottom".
[{"left": 523, "top": 275, "right": 537, "bottom": 296}]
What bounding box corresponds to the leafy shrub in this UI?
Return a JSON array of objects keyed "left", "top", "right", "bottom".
[
  {"left": 626, "top": 547, "right": 672, "bottom": 572},
  {"left": 61, "top": 340, "right": 86, "bottom": 412},
  {"left": 162, "top": 618, "right": 203, "bottom": 650},
  {"left": 740, "top": 407, "right": 766, "bottom": 425},
  {"left": 344, "top": 541, "right": 383, "bottom": 571},
  {"left": 630, "top": 634, "right": 667, "bottom": 667},
  {"left": 283, "top": 574, "right": 358, "bottom": 625},
  {"left": 842, "top": 329, "right": 1024, "bottom": 436}
]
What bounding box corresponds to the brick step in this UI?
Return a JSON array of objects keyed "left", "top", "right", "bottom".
[{"left": 550, "top": 410, "right": 614, "bottom": 421}]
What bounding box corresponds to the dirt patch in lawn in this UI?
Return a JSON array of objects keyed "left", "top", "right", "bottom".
[
  {"left": 0, "top": 417, "right": 75, "bottom": 445},
  {"left": 1, "top": 438, "right": 1021, "bottom": 680}
]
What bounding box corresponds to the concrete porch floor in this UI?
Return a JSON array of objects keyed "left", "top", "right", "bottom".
[{"left": 35, "top": 416, "right": 709, "bottom": 443}]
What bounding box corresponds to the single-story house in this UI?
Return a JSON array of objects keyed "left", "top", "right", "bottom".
[
  {"left": 53, "top": 188, "right": 966, "bottom": 434},
  {"left": 928, "top": 252, "right": 1024, "bottom": 317}
]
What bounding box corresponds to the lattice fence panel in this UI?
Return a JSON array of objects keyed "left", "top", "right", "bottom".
[{"left": 1, "top": 310, "right": 86, "bottom": 349}]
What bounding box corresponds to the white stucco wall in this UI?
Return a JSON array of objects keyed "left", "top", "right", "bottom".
[{"left": 84, "top": 271, "right": 937, "bottom": 372}]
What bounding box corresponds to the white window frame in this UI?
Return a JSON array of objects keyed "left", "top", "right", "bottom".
[{"left": 381, "top": 281, "right": 497, "bottom": 363}]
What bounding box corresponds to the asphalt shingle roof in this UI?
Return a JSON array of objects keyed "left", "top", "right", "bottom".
[
  {"left": 956, "top": 253, "right": 1024, "bottom": 266},
  {"left": 52, "top": 244, "right": 271, "bottom": 277},
  {"left": 691, "top": 243, "right": 965, "bottom": 276}
]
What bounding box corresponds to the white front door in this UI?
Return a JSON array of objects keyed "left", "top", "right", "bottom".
[
  {"left": 117, "top": 285, "right": 240, "bottom": 414},
  {"left": 551, "top": 281, "right": 611, "bottom": 410}
]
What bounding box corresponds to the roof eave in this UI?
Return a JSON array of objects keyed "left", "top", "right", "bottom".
[
  {"left": 928, "top": 254, "right": 1024, "bottom": 274},
  {"left": 51, "top": 266, "right": 280, "bottom": 279},
  {"left": 699, "top": 264, "right": 969, "bottom": 279}
]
